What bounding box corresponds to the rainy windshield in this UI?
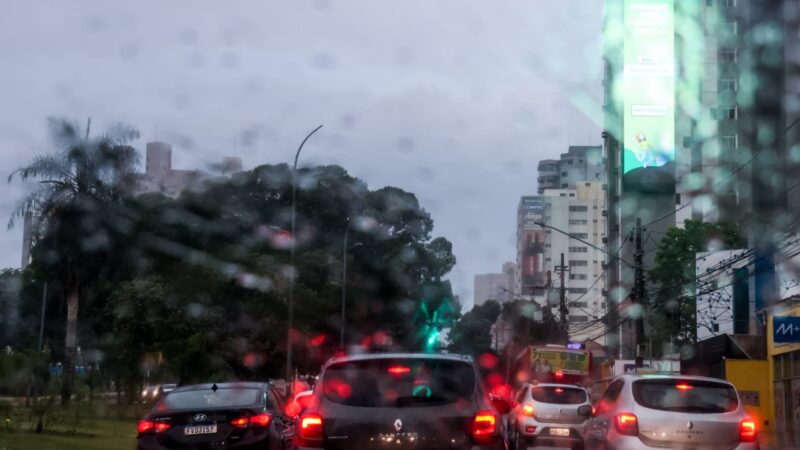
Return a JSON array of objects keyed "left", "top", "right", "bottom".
[
  {"left": 1, "top": 0, "right": 799, "bottom": 448},
  {"left": 322, "top": 358, "right": 476, "bottom": 407}
]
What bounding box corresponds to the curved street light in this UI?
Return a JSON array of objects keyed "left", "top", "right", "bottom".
[{"left": 287, "top": 124, "right": 323, "bottom": 391}]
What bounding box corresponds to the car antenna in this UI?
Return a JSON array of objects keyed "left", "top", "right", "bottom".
[{"left": 212, "top": 383, "right": 218, "bottom": 392}]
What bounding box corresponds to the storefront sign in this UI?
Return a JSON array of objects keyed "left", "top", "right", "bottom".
[{"left": 773, "top": 316, "right": 800, "bottom": 343}]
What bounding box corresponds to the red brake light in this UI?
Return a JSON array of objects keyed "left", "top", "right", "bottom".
[
  {"left": 138, "top": 420, "right": 170, "bottom": 434},
  {"left": 388, "top": 366, "right": 410, "bottom": 375},
  {"left": 675, "top": 383, "right": 693, "bottom": 391},
  {"left": 299, "top": 413, "right": 324, "bottom": 441},
  {"left": 739, "top": 419, "right": 757, "bottom": 442},
  {"left": 554, "top": 370, "right": 564, "bottom": 380},
  {"left": 614, "top": 412, "right": 639, "bottom": 436},
  {"left": 554, "top": 388, "right": 564, "bottom": 393},
  {"left": 250, "top": 413, "right": 272, "bottom": 427},
  {"left": 230, "top": 417, "right": 249, "bottom": 428},
  {"left": 472, "top": 410, "right": 497, "bottom": 443},
  {"left": 522, "top": 404, "right": 535, "bottom": 417},
  {"left": 138, "top": 420, "right": 154, "bottom": 434}
]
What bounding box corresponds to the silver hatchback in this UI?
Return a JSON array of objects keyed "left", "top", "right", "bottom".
[
  {"left": 508, "top": 383, "right": 593, "bottom": 450},
  {"left": 582, "top": 375, "right": 759, "bottom": 450}
]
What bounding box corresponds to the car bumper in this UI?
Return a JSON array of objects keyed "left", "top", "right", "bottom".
[
  {"left": 515, "top": 420, "right": 585, "bottom": 449},
  {"left": 293, "top": 442, "right": 505, "bottom": 450},
  {"left": 138, "top": 436, "right": 274, "bottom": 450},
  {"left": 602, "top": 435, "right": 760, "bottom": 450}
]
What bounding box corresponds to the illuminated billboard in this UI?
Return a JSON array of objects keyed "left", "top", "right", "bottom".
[{"left": 622, "top": 0, "right": 675, "bottom": 178}]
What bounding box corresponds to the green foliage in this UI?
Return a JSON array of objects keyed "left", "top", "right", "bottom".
[
  {"left": 448, "top": 300, "right": 501, "bottom": 356},
  {"left": 500, "top": 300, "right": 563, "bottom": 348},
  {"left": 648, "top": 220, "right": 746, "bottom": 349},
  {"left": 11, "top": 137, "right": 458, "bottom": 387}
]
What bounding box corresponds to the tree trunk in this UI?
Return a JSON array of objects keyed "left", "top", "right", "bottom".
[{"left": 61, "top": 285, "right": 79, "bottom": 406}]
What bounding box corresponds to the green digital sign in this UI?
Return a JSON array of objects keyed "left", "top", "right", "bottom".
[{"left": 623, "top": 0, "right": 675, "bottom": 174}]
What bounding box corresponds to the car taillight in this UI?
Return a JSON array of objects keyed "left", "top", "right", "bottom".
[
  {"left": 138, "top": 420, "right": 170, "bottom": 434},
  {"left": 739, "top": 419, "right": 757, "bottom": 442},
  {"left": 522, "top": 404, "right": 535, "bottom": 416},
  {"left": 614, "top": 412, "right": 638, "bottom": 436},
  {"left": 472, "top": 410, "right": 497, "bottom": 443},
  {"left": 138, "top": 420, "right": 154, "bottom": 434},
  {"left": 299, "top": 413, "right": 324, "bottom": 442},
  {"left": 230, "top": 417, "right": 249, "bottom": 428},
  {"left": 250, "top": 413, "right": 272, "bottom": 427}
]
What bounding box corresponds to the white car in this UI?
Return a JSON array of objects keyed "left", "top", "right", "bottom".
[
  {"left": 508, "top": 383, "right": 593, "bottom": 450},
  {"left": 583, "top": 374, "right": 759, "bottom": 450}
]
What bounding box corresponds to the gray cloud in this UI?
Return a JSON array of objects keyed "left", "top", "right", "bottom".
[{"left": 0, "top": 0, "right": 603, "bottom": 309}]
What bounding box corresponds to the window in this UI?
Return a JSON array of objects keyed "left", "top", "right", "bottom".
[
  {"left": 723, "top": 21, "right": 737, "bottom": 35},
  {"left": 570, "top": 233, "right": 588, "bottom": 239},
  {"left": 569, "top": 260, "right": 588, "bottom": 266},
  {"left": 569, "top": 315, "right": 589, "bottom": 323},
  {"left": 569, "top": 206, "right": 588, "bottom": 212},
  {"left": 721, "top": 105, "right": 737, "bottom": 120},
  {"left": 597, "top": 380, "right": 624, "bottom": 414},
  {"left": 720, "top": 48, "right": 737, "bottom": 62},
  {"left": 725, "top": 0, "right": 736, "bottom": 6},
  {"left": 567, "top": 159, "right": 574, "bottom": 165},
  {"left": 531, "top": 386, "right": 587, "bottom": 404},
  {"left": 632, "top": 379, "right": 738, "bottom": 413},
  {"left": 569, "top": 219, "right": 588, "bottom": 225},
  {"left": 568, "top": 288, "right": 588, "bottom": 294},
  {"left": 569, "top": 247, "right": 588, "bottom": 253},
  {"left": 561, "top": 172, "right": 568, "bottom": 176},
  {"left": 569, "top": 301, "right": 588, "bottom": 308},
  {"left": 323, "top": 358, "right": 476, "bottom": 407},
  {"left": 712, "top": 323, "right": 720, "bottom": 332},
  {"left": 720, "top": 78, "right": 737, "bottom": 92},
  {"left": 721, "top": 134, "right": 738, "bottom": 149},
  {"left": 570, "top": 274, "right": 588, "bottom": 280}
]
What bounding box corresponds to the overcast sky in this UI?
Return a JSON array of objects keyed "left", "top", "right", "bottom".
[{"left": 0, "top": 0, "right": 603, "bottom": 309}]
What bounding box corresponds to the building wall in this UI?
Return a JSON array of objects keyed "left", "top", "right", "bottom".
[
  {"left": 516, "top": 197, "right": 547, "bottom": 297},
  {"left": 541, "top": 183, "right": 607, "bottom": 344},
  {"left": 766, "top": 302, "right": 800, "bottom": 445},
  {"left": 474, "top": 273, "right": 511, "bottom": 306},
  {"left": 536, "top": 147, "right": 603, "bottom": 194},
  {"left": 695, "top": 249, "right": 752, "bottom": 341},
  {"left": 724, "top": 359, "right": 773, "bottom": 434}
]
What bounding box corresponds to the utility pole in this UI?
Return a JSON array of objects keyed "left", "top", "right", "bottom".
[
  {"left": 554, "top": 253, "right": 570, "bottom": 344},
  {"left": 632, "top": 218, "right": 647, "bottom": 366}
]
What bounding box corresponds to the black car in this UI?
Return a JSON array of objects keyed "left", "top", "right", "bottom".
[
  {"left": 137, "top": 381, "right": 292, "bottom": 450},
  {"left": 293, "top": 352, "right": 510, "bottom": 450}
]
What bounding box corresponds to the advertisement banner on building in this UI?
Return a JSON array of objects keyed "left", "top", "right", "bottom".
[
  {"left": 773, "top": 316, "right": 800, "bottom": 343},
  {"left": 530, "top": 348, "right": 591, "bottom": 376},
  {"left": 521, "top": 229, "right": 546, "bottom": 288},
  {"left": 622, "top": 0, "right": 675, "bottom": 187}
]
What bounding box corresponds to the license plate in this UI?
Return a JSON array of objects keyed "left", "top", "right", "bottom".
[
  {"left": 184, "top": 424, "right": 218, "bottom": 435},
  {"left": 549, "top": 428, "right": 570, "bottom": 437}
]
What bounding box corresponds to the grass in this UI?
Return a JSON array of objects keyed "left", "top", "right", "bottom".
[{"left": 0, "top": 401, "right": 145, "bottom": 450}]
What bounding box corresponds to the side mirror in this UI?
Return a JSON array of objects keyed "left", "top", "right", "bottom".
[
  {"left": 577, "top": 404, "right": 593, "bottom": 418},
  {"left": 492, "top": 397, "right": 512, "bottom": 415}
]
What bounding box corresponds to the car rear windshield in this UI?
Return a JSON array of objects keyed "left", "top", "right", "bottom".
[
  {"left": 531, "top": 386, "right": 587, "bottom": 404},
  {"left": 158, "top": 388, "right": 263, "bottom": 410},
  {"left": 632, "top": 379, "right": 738, "bottom": 413},
  {"left": 322, "top": 358, "right": 476, "bottom": 407}
]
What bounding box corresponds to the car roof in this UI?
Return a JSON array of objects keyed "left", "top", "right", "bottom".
[
  {"left": 170, "top": 382, "right": 269, "bottom": 393},
  {"left": 523, "top": 383, "right": 588, "bottom": 390},
  {"left": 613, "top": 374, "right": 734, "bottom": 385},
  {"left": 325, "top": 352, "right": 474, "bottom": 365}
]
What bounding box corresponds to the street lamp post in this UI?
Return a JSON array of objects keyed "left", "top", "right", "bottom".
[
  {"left": 287, "top": 124, "right": 323, "bottom": 391},
  {"left": 340, "top": 218, "right": 350, "bottom": 348}
]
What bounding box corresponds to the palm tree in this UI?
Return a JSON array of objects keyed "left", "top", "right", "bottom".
[{"left": 8, "top": 118, "right": 140, "bottom": 405}]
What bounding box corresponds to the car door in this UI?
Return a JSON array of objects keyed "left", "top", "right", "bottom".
[{"left": 585, "top": 380, "right": 624, "bottom": 445}]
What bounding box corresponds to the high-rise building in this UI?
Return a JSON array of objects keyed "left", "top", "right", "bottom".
[
  {"left": 603, "top": 0, "right": 800, "bottom": 357},
  {"left": 474, "top": 273, "right": 512, "bottom": 306},
  {"left": 541, "top": 183, "right": 608, "bottom": 344},
  {"left": 516, "top": 197, "right": 547, "bottom": 297},
  {"left": 135, "top": 141, "right": 244, "bottom": 198},
  {"left": 536, "top": 146, "right": 604, "bottom": 194}
]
